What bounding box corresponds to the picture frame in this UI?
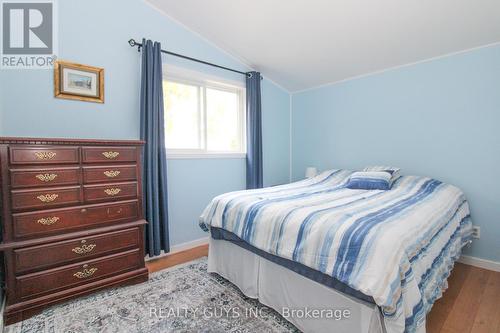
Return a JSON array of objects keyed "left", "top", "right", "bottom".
[{"left": 54, "top": 60, "right": 104, "bottom": 103}]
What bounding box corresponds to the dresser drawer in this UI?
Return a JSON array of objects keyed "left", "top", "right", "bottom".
[
  {"left": 83, "top": 182, "right": 137, "bottom": 203},
  {"left": 11, "top": 186, "right": 81, "bottom": 211},
  {"left": 83, "top": 165, "right": 137, "bottom": 184},
  {"left": 10, "top": 167, "right": 80, "bottom": 188},
  {"left": 16, "top": 249, "right": 142, "bottom": 301},
  {"left": 14, "top": 228, "right": 141, "bottom": 274},
  {"left": 12, "top": 200, "right": 140, "bottom": 239},
  {"left": 82, "top": 146, "right": 137, "bottom": 163},
  {"left": 9, "top": 146, "right": 79, "bottom": 165}
]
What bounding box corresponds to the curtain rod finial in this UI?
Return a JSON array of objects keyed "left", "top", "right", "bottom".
[
  {"left": 128, "top": 39, "right": 136, "bottom": 47},
  {"left": 245, "top": 72, "right": 263, "bottom": 80}
]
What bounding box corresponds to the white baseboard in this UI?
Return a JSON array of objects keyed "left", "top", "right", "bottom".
[
  {"left": 458, "top": 255, "right": 500, "bottom": 272},
  {"left": 150, "top": 239, "right": 499, "bottom": 273},
  {"left": 145, "top": 236, "right": 209, "bottom": 261},
  {"left": 170, "top": 237, "right": 209, "bottom": 253}
]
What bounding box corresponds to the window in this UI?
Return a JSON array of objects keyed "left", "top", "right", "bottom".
[{"left": 163, "top": 68, "right": 245, "bottom": 158}]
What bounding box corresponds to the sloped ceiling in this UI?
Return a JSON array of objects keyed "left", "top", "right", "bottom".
[{"left": 146, "top": 0, "right": 500, "bottom": 92}]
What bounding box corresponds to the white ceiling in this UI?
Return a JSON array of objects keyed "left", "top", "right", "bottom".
[{"left": 146, "top": 0, "right": 500, "bottom": 92}]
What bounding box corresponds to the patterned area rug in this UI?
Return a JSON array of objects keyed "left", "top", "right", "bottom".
[{"left": 5, "top": 258, "right": 300, "bottom": 333}]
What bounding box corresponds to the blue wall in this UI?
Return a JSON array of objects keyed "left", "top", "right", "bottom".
[
  {"left": 292, "top": 44, "right": 500, "bottom": 262},
  {"left": 5, "top": 0, "right": 495, "bottom": 262},
  {"left": 0, "top": 0, "right": 290, "bottom": 246},
  {"left": 0, "top": 77, "right": 4, "bottom": 134},
  {"left": 262, "top": 79, "right": 291, "bottom": 186}
]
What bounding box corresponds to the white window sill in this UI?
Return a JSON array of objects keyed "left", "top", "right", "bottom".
[{"left": 166, "top": 153, "right": 246, "bottom": 160}]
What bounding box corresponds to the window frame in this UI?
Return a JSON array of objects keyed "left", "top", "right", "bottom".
[{"left": 162, "top": 65, "right": 246, "bottom": 159}]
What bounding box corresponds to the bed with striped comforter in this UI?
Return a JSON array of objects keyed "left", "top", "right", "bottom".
[{"left": 199, "top": 170, "right": 472, "bottom": 333}]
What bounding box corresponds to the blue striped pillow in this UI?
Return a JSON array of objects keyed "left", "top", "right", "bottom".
[
  {"left": 346, "top": 171, "right": 392, "bottom": 190},
  {"left": 363, "top": 166, "right": 401, "bottom": 186}
]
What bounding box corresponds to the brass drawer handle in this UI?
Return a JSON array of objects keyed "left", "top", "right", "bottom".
[
  {"left": 37, "top": 216, "right": 59, "bottom": 225},
  {"left": 37, "top": 194, "right": 58, "bottom": 202},
  {"left": 34, "top": 151, "right": 57, "bottom": 160},
  {"left": 35, "top": 173, "right": 58, "bottom": 182},
  {"left": 73, "top": 264, "right": 98, "bottom": 279},
  {"left": 102, "top": 151, "right": 119, "bottom": 159},
  {"left": 72, "top": 240, "right": 96, "bottom": 254},
  {"left": 104, "top": 188, "right": 121, "bottom": 196},
  {"left": 103, "top": 170, "right": 120, "bottom": 178}
]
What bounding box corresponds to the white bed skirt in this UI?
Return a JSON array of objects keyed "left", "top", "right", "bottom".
[{"left": 208, "top": 238, "right": 385, "bottom": 333}]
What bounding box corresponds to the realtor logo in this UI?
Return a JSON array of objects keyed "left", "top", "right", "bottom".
[{"left": 1, "top": 0, "right": 57, "bottom": 69}]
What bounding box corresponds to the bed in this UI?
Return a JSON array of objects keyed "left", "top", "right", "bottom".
[{"left": 199, "top": 169, "right": 473, "bottom": 333}]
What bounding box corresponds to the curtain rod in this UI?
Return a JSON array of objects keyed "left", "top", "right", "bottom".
[{"left": 128, "top": 39, "right": 253, "bottom": 78}]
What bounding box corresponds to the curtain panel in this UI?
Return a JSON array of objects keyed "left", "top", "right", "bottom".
[
  {"left": 140, "top": 39, "right": 170, "bottom": 256},
  {"left": 246, "top": 71, "right": 263, "bottom": 189}
]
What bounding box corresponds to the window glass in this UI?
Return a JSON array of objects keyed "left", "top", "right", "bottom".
[
  {"left": 164, "top": 81, "right": 201, "bottom": 150},
  {"left": 163, "top": 75, "right": 245, "bottom": 155},
  {"left": 206, "top": 87, "right": 240, "bottom": 152}
]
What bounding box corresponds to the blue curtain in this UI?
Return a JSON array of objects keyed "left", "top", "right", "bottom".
[
  {"left": 140, "top": 39, "right": 170, "bottom": 256},
  {"left": 246, "top": 71, "right": 263, "bottom": 189}
]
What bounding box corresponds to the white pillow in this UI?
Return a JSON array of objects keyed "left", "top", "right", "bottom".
[{"left": 363, "top": 166, "right": 401, "bottom": 186}]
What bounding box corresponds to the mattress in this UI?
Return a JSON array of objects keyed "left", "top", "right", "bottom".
[
  {"left": 211, "top": 227, "right": 375, "bottom": 304},
  {"left": 200, "top": 169, "right": 473, "bottom": 332},
  {"left": 208, "top": 237, "right": 385, "bottom": 333}
]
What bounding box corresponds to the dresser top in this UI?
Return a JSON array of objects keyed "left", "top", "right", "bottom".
[{"left": 0, "top": 137, "right": 145, "bottom": 145}]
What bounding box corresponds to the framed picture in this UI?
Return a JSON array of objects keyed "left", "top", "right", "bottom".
[{"left": 54, "top": 60, "right": 104, "bottom": 103}]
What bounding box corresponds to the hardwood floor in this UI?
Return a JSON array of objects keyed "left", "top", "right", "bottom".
[
  {"left": 146, "top": 248, "right": 500, "bottom": 333},
  {"left": 146, "top": 244, "right": 209, "bottom": 274},
  {"left": 427, "top": 263, "right": 500, "bottom": 333}
]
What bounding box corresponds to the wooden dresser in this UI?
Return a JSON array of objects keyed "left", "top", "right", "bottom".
[{"left": 0, "top": 137, "right": 149, "bottom": 324}]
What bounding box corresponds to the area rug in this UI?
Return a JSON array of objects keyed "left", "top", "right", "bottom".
[{"left": 4, "top": 258, "right": 300, "bottom": 333}]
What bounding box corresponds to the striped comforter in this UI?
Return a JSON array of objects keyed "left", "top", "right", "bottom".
[{"left": 199, "top": 170, "right": 472, "bottom": 333}]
